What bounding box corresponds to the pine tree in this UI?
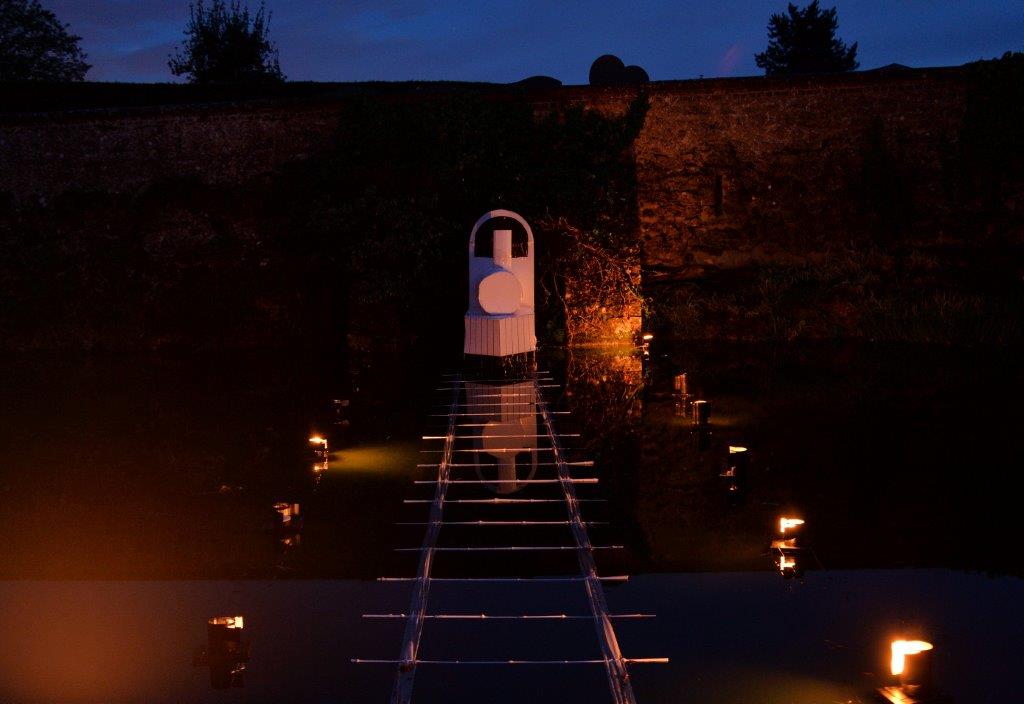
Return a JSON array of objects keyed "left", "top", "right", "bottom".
[{"left": 755, "top": 1, "right": 858, "bottom": 76}]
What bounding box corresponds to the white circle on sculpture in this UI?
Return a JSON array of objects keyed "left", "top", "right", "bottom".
[{"left": 478, "top": 271, "right": 522, "bottom": 315}]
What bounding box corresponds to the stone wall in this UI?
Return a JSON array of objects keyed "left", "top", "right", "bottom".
[
  {"left": 631, "top": 69, "right": 967, "bottom": 276},
  {"left": 0, "top": 101, "right": 344, "bottom": 200},
  {"left": 3, "top": 67, "right": 1007, "bottom": 350}
]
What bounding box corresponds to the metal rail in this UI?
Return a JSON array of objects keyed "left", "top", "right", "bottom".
[
  {"left": 389, "top": 377, "right": 461, "bottom": 704},
  {"left": 536, "top": 380, "right": 640, "bottom": 704},
  {"left": 365, "top": 613, "right": 654, "bottom": 620},
  {"left": 375, "top": 372, "right": 662, "bottom": 703}
]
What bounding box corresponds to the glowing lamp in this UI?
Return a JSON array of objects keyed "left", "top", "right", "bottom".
[
  {"left": 720, "top": 446, "right": 748, "bottom": 484},
  {"left": 890, "top": 639, "right": 933, "bottom": 677},
  {"left": 196, "top": 616, "right": 249, "bottom": 688},
  {"left": 209, "top": 615, "right": 244, "bottom": 629},
  {"left": 309, "top": 435, "right": 329, "bottom": 475},
  {"left": 642, "top": 333, "right": 654, "bottom": 342},
  {"left": 692, "top": 400, "right": 710, "bottom": 427},
  {"left": 778, "top": 517, "right": 804, "bottom": 535},
  {"left": 728, "top": 445, "right": 749, "bottom": 472}
]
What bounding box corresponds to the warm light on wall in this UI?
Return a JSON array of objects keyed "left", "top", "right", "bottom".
[{"left": 890, "top": 639, "right": 933, "bottom": 677}]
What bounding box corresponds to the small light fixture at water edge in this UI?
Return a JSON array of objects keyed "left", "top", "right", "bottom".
[
  {"left": 274, "top": 502, "right": 301, "bottom": 530},
  {"left": 194, "top": 615, "right": 249, "bottom": 689},
  {"left": 692, "top": 400, "right": 710, "bottom": 427},
  {"left": 891, "top": 639, "right": 933, "bottom": 679},
  {"left": 721, "top": 445, "right": 748, "bottom": 477}
]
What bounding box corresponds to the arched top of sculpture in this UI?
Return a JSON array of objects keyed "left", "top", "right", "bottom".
[{"left": 468, "top": 209, "right": 534, "bottom": 257}]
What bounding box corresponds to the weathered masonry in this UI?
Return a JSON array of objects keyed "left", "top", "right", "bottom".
[{"left": 0, "top": 68, "right": 980, "bottom": 349}]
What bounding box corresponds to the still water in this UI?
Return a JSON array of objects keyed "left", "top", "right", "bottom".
[{"left": 0, "top": 343, "right": 1021, "bottom": 702}]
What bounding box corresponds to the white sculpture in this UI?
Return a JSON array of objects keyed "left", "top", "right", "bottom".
[{"left": 464, "top": 209, "right": 537, "bottom": 357}]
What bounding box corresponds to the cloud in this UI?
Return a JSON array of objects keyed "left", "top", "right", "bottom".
[{"left": 34, "top": 0, "right": 1024, "bottom": 83}]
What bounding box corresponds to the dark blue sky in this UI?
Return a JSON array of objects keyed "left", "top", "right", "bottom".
[{"left": 49, "top": 0, "right": 1024, "bottom": 84}]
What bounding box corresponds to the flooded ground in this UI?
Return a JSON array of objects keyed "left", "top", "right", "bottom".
[
  {"left": 1, "top": 569, "right": 1020, "bottom": 703},
  {"left": 1, "top": 342, "right": 1021, "bottom": 701}
]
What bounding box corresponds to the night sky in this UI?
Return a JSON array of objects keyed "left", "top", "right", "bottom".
[{"left": 48, "top": 0, "right": 1024, "bottom": 84}]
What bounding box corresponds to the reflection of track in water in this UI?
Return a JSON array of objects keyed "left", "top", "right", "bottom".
[
  {"left": 357, "top": 371, "right": 666, "bottom": 704},
  {"left": 464, "top": 381, "right": 538, "bottom": 494}
]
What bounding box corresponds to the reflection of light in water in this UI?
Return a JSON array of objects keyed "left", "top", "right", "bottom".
[
  {"left": 673, "top": 373, "right": 688, "bottom": 397},
  {"left": 465, "top": 381, "right": 538, "bottom": 495},
  {"left": 326, "top": 442, "right": 421, "bottom": 475},
  {"left": 890, "top": 640, "right": 933, "bottom": 676}
]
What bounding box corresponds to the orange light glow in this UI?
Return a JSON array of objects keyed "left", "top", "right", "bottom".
[
  {"left": 779, "top": 517, "right": 805, "bottom": 534},
  {"left": 309, "top": 435, "right": 327, "bottom": 446},
  {"left": 777, "top": 554, "right": 797, "bottom": 573},
  {"left": 209, "top": 616, "right": 244, "bottom": 629},
  {"left": 890, "top": 639, "right": 932, "bottom": 676},
  {"left": 728, "top": 446, "right": 747, "bottom": 454},
  {"left": 642, "top": 333, "right": 654, "bottom": 342}
]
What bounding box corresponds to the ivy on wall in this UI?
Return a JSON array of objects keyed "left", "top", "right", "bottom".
[{"left": 275, "top": 92, "right": 649, "bottom": 352}]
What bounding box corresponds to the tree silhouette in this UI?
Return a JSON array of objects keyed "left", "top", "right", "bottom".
[
  {"left": 169, "top": 0, "right": 283, "bottom": 83},
  {"left": 0, "top": 0, "right": 90, "bottom": 81},
  {"left": 755, "top": 1, "right": 858, "bottom": 76}
]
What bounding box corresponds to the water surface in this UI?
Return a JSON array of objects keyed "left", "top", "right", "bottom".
[{"left": 1, "top": 342, "right": 1021, "bottom": 701}]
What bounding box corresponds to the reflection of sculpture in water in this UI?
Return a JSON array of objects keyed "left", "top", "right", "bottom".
[{"left": 465, "top": 381, "right": 538, "bottom": 494}]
